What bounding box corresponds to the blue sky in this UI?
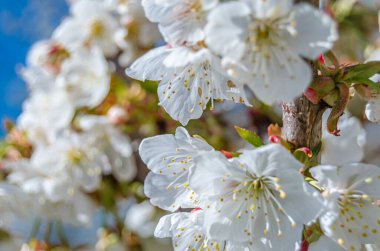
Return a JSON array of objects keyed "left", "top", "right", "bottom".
[{"left": 0, "top": 0, "right": 68, "bottom": 136}]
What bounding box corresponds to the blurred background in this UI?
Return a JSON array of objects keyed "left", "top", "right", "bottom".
[{"left": 0, "top": 0, "right": 68, "bottom": 136}]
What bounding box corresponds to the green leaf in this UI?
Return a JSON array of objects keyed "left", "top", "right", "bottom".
[
  {"left": 326, "top": 84, "right": 350, "bottom": 136},
  {"left": 324, "top": 51, "right": 340, "bottom": 69},
  {"left": 343, "top": 61, "right": 380, "bottom": 81},
  {"left": 235, "top": 126, "right": 264, "bottom": 147},
  {"left": 351, "top": 78, "right": 380, "bottom": 93}
]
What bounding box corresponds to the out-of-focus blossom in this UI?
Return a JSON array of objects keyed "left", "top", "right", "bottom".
[
  {"left": 124, "top": 201, "right": 156, "bottom": 238},
  {"left": 54, "top": 0, "right": 120, "bottom": 57}
]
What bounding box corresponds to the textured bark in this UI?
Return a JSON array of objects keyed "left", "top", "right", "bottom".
[
  {"left": 282, "top": 0, "right": 325, "bottom": 159},
  {"left": 282, "top": 96, "right": 326, "bottom": 151}
]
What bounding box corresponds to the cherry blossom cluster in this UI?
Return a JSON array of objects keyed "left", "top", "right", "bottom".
[
  {"left": 131, "top": 0, "right": 380, "bottom": 251},
  {"left": 127, "top": 0, "right": 337, "bottom": 125},
  {"left": 140, "top": 123, "right": 380, "bottom": 250}
]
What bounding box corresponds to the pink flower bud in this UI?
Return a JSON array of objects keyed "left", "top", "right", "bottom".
[
  {"left": 269, "top": 135, "right": 282, "bottom": 144},
  {"left": 221, "top": 150, "right": 234, "bottom": 159}
]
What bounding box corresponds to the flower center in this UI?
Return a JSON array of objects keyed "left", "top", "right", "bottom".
[
  {"left": 67, "top": 149, "right": 84, "bottom": 165},
  {"left": 90, "top": 19, "right": 105, "bottom": 38}
]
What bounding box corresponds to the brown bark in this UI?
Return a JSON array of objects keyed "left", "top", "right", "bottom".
[
  {"left": 282, "top": 96, "right": 326, "bottom": 151},
  {"left": 282, "top": 0, "right": 325, "bottom": 159}
]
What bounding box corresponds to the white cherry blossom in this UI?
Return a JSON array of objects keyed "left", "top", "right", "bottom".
[
  {"left": 54, "top": 0, "right": 121, "bottom": 57},
  {"left": 155, "top": 209, "right": 227, "bottom": 251},
  {"left": 6, "top": 157, "right": 95, "bottom": 226},
  {"left": 205, "top": 0, "right": 337, "bottom": 104},
  {"left": 322, "top": 116, "right": 366, "bottom": 165},
  {"left": 139, "top": 127, "right": 214, "bottom": 211},
  {"left": 189, "top": 144, "right": 323, "bottom": 249},
  {"left": 56, "top": 46, "right": 110, "bottom": 109},
  {"left": 17, "top": 89, "right": 74, "bottom": 146},
  {"left": 141, "top": 0, "right": 217, "bottom": 45},
  {"left": 26, "top": 39, "right": 70, "bottom": 76},
  {"left": 78, "top": 115, "right": 137, "bottom": 182},
  {"left": 127, "top": 45, "right": 248, "bottom": 125},
  {"left": 124, "top": 200, "right": 157, "bottom": 238},
  {"left": 310, "top": 163, "right": 380, "bottom": 250}
]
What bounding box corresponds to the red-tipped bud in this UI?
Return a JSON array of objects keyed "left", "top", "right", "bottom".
[
  {"left": 296, "top": 147, "right": 313, "bottom": 158},
  {"left": 319, "top": 54, "right": 325, "bottom": 65},
  {"left": 305, "top": 77, "right": 336, "bottom": 105},
  {"left": 221, "top": 150, "right": 234, "bottom": 159}
]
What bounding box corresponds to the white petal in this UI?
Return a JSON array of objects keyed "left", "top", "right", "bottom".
[
  {"left": 322, "top": 116, "right": 366, "bottom": 165},
  {"left": 366, "top": 99, "right": 380, "bottom": 123},
  {"left": 144, "top": 172, "right": 197, "bottom": 211},
  {"left": 308, "top": 235, "right": 345, "bottom": 251},
  {"left": 205, "top": 2, "right": 250, "bottom": 60},
  {"left": 286, "top": 3, "right": 337, "bottom": 59},
  {"left": 190, "top": 152, "right": 246, "bottom": 198},
  {"left": 243, "top": 0, "right": 293, "bottom": 19},
  {"left": 248, "top": 48, "right": 312, "bottom": 104},
  {"left": 126, "top": 46, "right": 172, "bottom": 81}
]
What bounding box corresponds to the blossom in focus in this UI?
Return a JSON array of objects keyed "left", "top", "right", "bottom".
[
  {"left": 139, "top": 127, "right": 214, "bottom": 211},
  {"left": 155, "top": 209, "right": 227, "bottom": 251},
  {"left": 310, "top": 163, "right": 380, "bottom": 250},
  {"left": 141, "top": 0, "right": 217, "bottom": 45},
  {"left": 205, "top": 0, "right": 337, "bottom": 104},
  {"left": 189, "top": 144, "right": 323, "bottom": 249},
  {"left": 127, "top": 45, "right": 249, "bottom": 125}
]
